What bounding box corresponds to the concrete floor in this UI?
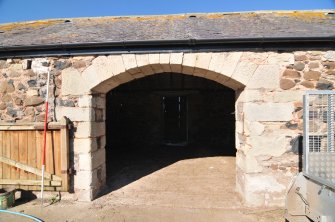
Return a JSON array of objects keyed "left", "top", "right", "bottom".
[{"left": 0, "top": 156, "right": 284, "bottom": 222}]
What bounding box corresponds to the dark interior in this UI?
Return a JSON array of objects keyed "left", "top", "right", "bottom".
[{"left": 105, "top": 73, "right": 236, "bottom": 190}]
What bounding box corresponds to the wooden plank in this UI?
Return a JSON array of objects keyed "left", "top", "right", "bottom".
[
  {"left": 0, "top": 179, "right": 61, "bottom": 187},
  {"left": 60, "top": 117, "right": 70, "bottom": 191},
  {"left": 0, "top": 122, "right": 67, "bottom": 130},
  {"left": 36, "top": 130, "right": 43, "bottom": 181},
  {"left": 0, "top": 156, "right": 61, "bottom": 181},
  {"left": 3, "top": 132, "right": 11, "bottom": 182},
  {"left": 54, "top": 131, "right": 61, "bottom": 179},
  {"left": 46, "top": 131, "right": 55, "bottom": 176},
  {"left": 27, "top": 130, "right": 37, "bottom": 190},
  {"left": 0, "top": 131, "right": 2, "bottom": 189},
  {"left": 10, "top": 131, "right": 19, "bottom": 189},
  {"left": 18, "top": 131, "right": 28, "bottom": 190}
]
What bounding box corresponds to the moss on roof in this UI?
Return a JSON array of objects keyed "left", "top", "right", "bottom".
[{"left": 0, "top": 10, "right": 334, "bottom": 48}]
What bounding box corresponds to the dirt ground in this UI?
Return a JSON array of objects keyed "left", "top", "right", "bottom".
[{"left": 0, "top": 157, "right": 285, "bottom": 222}]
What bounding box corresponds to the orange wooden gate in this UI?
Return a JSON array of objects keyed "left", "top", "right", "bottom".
[{"left": 0, "top": 117, "right": 69, "bottom": 191}]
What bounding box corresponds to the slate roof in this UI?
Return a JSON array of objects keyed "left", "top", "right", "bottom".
[{"left": 0, "top": 10, "right": 334, "bottom": 48}]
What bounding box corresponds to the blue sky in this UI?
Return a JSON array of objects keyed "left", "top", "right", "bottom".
[{"left": 0, "top": 0, "right": 334, "bottom": 24}]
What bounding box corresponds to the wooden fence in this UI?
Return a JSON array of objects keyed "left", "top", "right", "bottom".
[{"left": 0, "top": 117, "right": 69, "bottom": 191}]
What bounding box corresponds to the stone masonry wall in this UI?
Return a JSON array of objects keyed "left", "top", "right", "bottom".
[
  {"left": 235, "top": 50, "right": 335, "bottom": 206},
  {"left": 0, "top": 50, "right": 334, "bottom": 206}
]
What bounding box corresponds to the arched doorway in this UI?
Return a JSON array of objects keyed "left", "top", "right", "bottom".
[{"left": 105, "top": 72, "right": 237, "bottom": 207}]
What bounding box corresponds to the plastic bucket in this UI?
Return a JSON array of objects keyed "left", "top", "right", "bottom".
[{"left": 0, "top": 189, "right": 15, "bottom": 210}]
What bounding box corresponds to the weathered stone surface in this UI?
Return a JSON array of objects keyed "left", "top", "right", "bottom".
[
  {"left": 182, "top": 53, "right": 196, "bottom": 75},
  {"left": 148, "top": 53, "right": 164, "bottom": 74},
  {"left": 136, "top": 54, "right": 155, "bottom": 75},
  {"left": 293, "top": 62, "right": 305, "bottom": 71},
  {"left": 324, "top": 51, "right": 335, "bottom": 61},
  {"left": 322, "top": 61, "right": 335, "bottom": 69},
  {"left": 0, "top": 103, "right": 6, "bottom": 110},
  {"left": 218, "top": 52, "right": 243, "bottom": 77},
  {"left": 36, "top": 113, "right": 46, "bottom": 122},
  {"left": 1, "top": 81, "right": 14, "bottom": 93},
  {"left": 244, "top": 121, "right": 265, "bottom": 136},
  {"left": 14, "top": 97, "right": 23, "bottom": 106},
  {"left": 122, "top": 54, "right": 140, "bottom": 74},
  {"left": 27, "top": 80, "right": 37, "bottom": 87},
  {"left": 93, "top": 96, "right": 105, "bottom": 109},
  {"left": 54, "top": 77, "right": 62, "bottom": 88},
  {"left": 24, "top": 107, "right": 35, "bottom": 116},
  {"left": 56, "top": 99, "right": 75, "bottom": 107},
  {"left": 81, "top": 57, "right": 108, "bottom": 88},
  {"left": 75, "top": 122, "right": 105, "bottom": 138},
  {"left": 24, "top": 70, "right": 36, "bottom": 77},
  {"left": 6, "top": 107, "right": 17, "bottom": 117},
  {"left": 17, "top": 83, "right": 26, "bottom": 91},
  {"left": 244, "top": 174, "right": 286, "bottom": 197},
  {"left": 54, "top": 60, "right": 72, "bottom": 70},
  {"left": 22, "top": 59, "right": 32, "bottom": 70},
  {"left": 326, "top": 70, "right": 335, "bottom": 75},
  {"left": 244, "top": 102, "right": 294, "bottom": 121},
  {"left": 273, "top": 91, "right": 303, "bottom": 103},
  {"left": 0, "top": 60, "right": 8, "bottom": 69},
  {"left": 159, "top": 53, "right": 171, "bottom": 73},
  {"left": 56, "top": 106, "right": 95, "bottom": 122},
  {"left": 9, "top": 63, "right": 22, "bottom": 71},
  {"left": 24, "top": 96, "right": 44, "bottom": 106},
  {"left": 285, "top": 121, "right": 298, "bottom": 130},
  {"left": 115, "top": 72, "right": 134, "bottom": 84},
  {"left": 207, "top": 53, "right": 225, "bottom": 74},
  {"left": 92, "top": 77, "right": 120, "bottom": 93},
  {"left": 195, "top": 52, "right": 212, "bottom": 70},
  {"left": 26, "top": 89, "right": 39, "bottom": 97},
  {"left": 294, "top": 54, "right": 307, "bottom": 61},
  {"left": 247, "top": 131, "right": 296, "bottom": 157},
  {"left": 308, "top": 62, "right": 319, "bottom": 69},
  {"left": 267, "top": 53, "right": 294, "bottom": 65},
  {"left": 280, "top": 78, "right": 295, "bottom": 90},
  {"left": 282, "top": 69, "right": 300, "bottom": 78},
  {"left": 78, "top": 96, "right": 93, "bottom": 108},
  {"left": 72, "top": 60, "right": 87, "bottom": 69},
  {"left": 8, "top": 70, "right": 21, "bottom": 78},
  {"left": 236, "top": 152, "right": 263, "bottom": 173},
  {"left": 231, "top": 61, "right": 258, "bottom": 85},
  {"left": 79, "top": 148, "right": 105, "bottom": 171},
  {"left": 300, "top": 80, "right": 314, "bottom": 88},
  {"left": 62, "top": 67, "right": 90, "bottom": 96},
  {"left": 108, "top": 55, "right": 128, "bottom": 76},
  {"left": 303, "top": 70, "right": 321, "bottom": 81},
  {"left": 0, "top": 81, "right": 6, "bottom": 93},
  {"left": 237, "top": 89, "right": 263, "bottom": 102},
  {"left": 316, "top": 79, "right": 334, "bottom": 90},
  {"left": 74, "top": 138, "right": 98, "bottom": 154},
  {"left": 247, "top": 64, "right": 280, "bottom": 89},
  {"left": 32, "top": 58, "right": 49, "bottom": 74},
  {"left": 2, "top": 94, "right": 12, "bottom": 102},
  {"left": 169, "top": 53, "right": 183, "bottom": 73}
]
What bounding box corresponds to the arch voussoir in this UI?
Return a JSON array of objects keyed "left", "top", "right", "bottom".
[{"left": 88, "top": 52, "right": 246, "bottom": 93}]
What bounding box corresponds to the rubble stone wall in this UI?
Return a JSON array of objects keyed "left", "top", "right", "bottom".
[{"left": 0, "top": 50, "right": 334, "bottom": 206}]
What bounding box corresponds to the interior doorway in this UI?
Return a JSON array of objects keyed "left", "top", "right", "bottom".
[{"left": 162, "top": 95, "right": 188, "bottom": 146}]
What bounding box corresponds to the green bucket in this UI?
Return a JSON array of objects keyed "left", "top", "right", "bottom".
[{"left": 0, "top": 189, "right": 15, "bottom": 210}]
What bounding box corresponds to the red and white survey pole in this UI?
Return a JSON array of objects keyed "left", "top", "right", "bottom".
[{"left": 40, "top": 70, "right": 51, "bottom": 206}]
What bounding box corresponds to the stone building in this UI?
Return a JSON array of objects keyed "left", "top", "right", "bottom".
[{"left": 0, "top": 10, "right": 334, "bottom": 207}]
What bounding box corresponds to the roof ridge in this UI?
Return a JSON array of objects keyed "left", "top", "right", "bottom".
[{"left": 0, "top": 9, "right": 334, "bottom": 26}]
